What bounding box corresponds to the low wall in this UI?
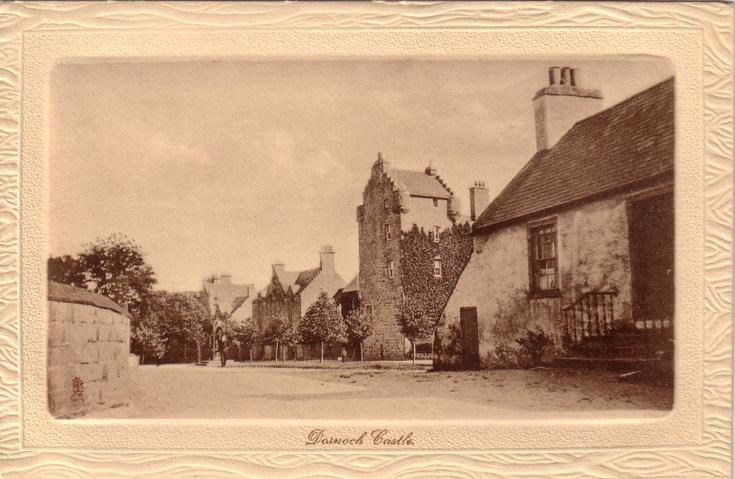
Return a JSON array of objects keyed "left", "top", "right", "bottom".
[{"left": 47, "top": 281, "right": 131, "bottom": 418}]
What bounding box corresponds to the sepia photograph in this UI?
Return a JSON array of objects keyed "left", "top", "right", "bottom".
[
  {"left": 47, "top": 58, "right": 676, "bottom": 420},
  {"left": 0, "top": 1, "right": 731, "bottom": 477}
]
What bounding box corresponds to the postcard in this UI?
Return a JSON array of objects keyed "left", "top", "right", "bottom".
[{"left": 0, "top": 2, "right": 731, "bottom": 477}]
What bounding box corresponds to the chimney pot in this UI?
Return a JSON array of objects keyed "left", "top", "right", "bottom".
[
  {"left": 560, "top": 67, "right": 570, "bottom": 85},
  {"left": 534, "top": 66, "right": 603, "bottom": 151},
  {"left": 548, "top": 66, "right": 561, "bottom": 85}
]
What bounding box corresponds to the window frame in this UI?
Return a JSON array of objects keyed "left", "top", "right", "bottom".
[
  {"left": 433, "top": 256, "right": 442, "bottom": 279},
  {"left": 433, "top": 225, "right": 440, "bottom": 243},
  {"left": 388, "top": 260, "right": 395, "bottom": 279},
  {"left": 385, "top": 223, "right": 392, "bottom": 241},
  {"left": 527, "top": 218, "right": 560, "bottom": 298}
]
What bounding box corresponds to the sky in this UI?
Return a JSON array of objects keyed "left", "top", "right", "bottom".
[{"left": 49, "top": 57, "right": 673, "bottom": 292}]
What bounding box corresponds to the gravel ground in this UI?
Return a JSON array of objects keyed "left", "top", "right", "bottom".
[{"left": 90, "top": 363, "right": 673, "bottom": 419}]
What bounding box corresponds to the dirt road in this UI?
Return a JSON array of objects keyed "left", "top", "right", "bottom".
[{"left": 90, "top": 363, "right": 673, "bottom": 419}]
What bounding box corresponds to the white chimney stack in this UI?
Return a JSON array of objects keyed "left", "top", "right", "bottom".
[
  {"left": 319, "top": 245, "right": 335, "bottom": 273},
  {"left": 533, "top": 66, "right": 603, "bottom": 151},
  {"left": 469, "top": 181, "right": 490, "bottom": 221}
]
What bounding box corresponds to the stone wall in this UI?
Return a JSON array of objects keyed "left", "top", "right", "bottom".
[
  {"left": 47, "top": 282, "right": 131, "bottom": 418},
  {"left": 437, "top": 193, "right": 635, "bottom": 368}
]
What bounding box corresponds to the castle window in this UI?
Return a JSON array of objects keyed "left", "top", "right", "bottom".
[
  {"left": 388, "top": 260, "right": 395, "bottom": 279},
  {"left": 433, "top": 225, "right": 440, "bottom": 243},
  {"left": 385, "top": 224, "right": 392, "bottom": 241},
  {"left": 384, "top": 198, "right": 390, "bottom": 209},
  {"left": 433, "top": 198, "right": 439, "bottom": 207},
  {"left": 433, "top": 257, "right": 442, "bottom": 278},
  {"left": 529, "top": 221, "right": 558, "bottom": 293}
]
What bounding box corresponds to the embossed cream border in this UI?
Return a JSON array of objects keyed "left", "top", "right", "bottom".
[{"left": 0, "top": 2, "right": 731, "bottom": 477}]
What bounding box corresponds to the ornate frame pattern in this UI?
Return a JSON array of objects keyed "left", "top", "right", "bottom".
[{"left": 0, "top": 2, "right": 731, "bottom": 477}]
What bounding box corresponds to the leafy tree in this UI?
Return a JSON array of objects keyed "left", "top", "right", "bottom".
[
  {"left": 48, "top": 255, "right": 86, "bottom": 288},
  {"left": 396, "top": 296, "right": 436, "bottom": 365},
  {"left": 264, "top": 315, "right": 295, "bottom": 363},
  {"left": 232, "top": 318, "right": 259, "bottom": 363},
  {"left": 79, "top": 234, "right": 157, "bottom": 320},
  {"left": 143, "top": 291, "right": 211, "bottom": 364},
  {"left": 297, "top": 292, "right": 347, "bottom": 363},
  {"left": 133, "top": 314, "right": 166, "bottom": 366},
  {"left": 344, "top": 308, "right": 374, "bottom": 362},
  {"left": 170, "top": 293, "right": 211, "bottom": 363}
]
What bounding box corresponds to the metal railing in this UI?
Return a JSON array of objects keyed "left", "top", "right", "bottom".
[{"left": 562, "top": 290, "right": 618, "bottom": 344}]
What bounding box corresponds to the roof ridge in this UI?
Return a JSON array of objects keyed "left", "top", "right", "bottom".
[{"left": 557, "top": 76, "right": 675, "bottom": 146}]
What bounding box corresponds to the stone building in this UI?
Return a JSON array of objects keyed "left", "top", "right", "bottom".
[
  {"left": 437, "top": 68, "right": 674, "bottom": 370},
  {"left": 252, "top": 246, "right": 345, "bottom": 359},
  {"left": 356, "top": 155, "right": 483, "bottom": 360}
]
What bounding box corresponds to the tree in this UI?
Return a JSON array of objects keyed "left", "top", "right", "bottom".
[
  {"left": 169, "top": 293, "right": 211, "bottom": 364},
  {"left": 232, "top": 318, "right": 259, "bottom": 363},
  {"left": 344, "top": 308, "right": 374, "bottom": 362},
  {"left": 264, "top": 315, "right": 295, "bottom": 363},
  {"left": 133, "top": 314, "right": 166, "bottom": 366},
  {"left": 396, "top": 296, "right": 436, "bottom": 365},
  {"left": 48, "top": 255, "right": 86, "bottom": 288},
  {"left": 142, "top": 291, "right": 211, "bottom": 364},
  {"left": 79, "top": 234, "right": 157, "bottom": 320},
  {"left": 297, "top": 292, "right": 347, "bottom": 363}
]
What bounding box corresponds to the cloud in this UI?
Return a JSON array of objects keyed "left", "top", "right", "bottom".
[{"left": 146, "top": 131, "right": 212, "bottom": 166}]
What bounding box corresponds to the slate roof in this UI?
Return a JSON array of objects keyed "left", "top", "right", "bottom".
[
  {"left": 296, "top": 268, "right": 321, "bottom": 290},
  {"left": 342, "top": 274, "right": 359, "bottom": 293},
  {"left": 474, "top": 77, "right": 674, "bottom": 232},
  {"left": 391, "top": 169, "right": 452, "bottom": 199},
  {"left": 202, "top": 280, "right": 254, "bottom": 316},
  {"left": 48, "top": 281, "right": 128, "bottom": 316},
  {"left": 274, "top": 269, "right": 300, "bottom": 292},
  {"left": 266, "top": 266, "right": 322, "bottom": 296}
]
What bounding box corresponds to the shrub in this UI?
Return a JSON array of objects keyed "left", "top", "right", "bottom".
[{"left": 515, "top": 328, "right": 554, "bottom": 368}]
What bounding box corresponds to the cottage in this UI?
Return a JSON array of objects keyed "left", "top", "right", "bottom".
[
  {"left": 356, "top": 155, "right": 481, "bottom": 359},
  {"left": 252, "top": 246, "right": 345, "bottom": 359},
  {"left": 437, "top": 68, "right": 674, "bottom": 370}
]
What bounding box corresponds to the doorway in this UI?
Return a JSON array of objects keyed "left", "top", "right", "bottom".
[
  {"left": 459, "top": 307, "right": 481, "bottom": 369},
  {"left": 628, "top": 191, "right": 675, "bottom": 329}
]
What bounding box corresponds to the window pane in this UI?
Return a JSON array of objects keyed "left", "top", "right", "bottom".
[{"left": 531, "top": 224, "right": 557, "bottom": 291}]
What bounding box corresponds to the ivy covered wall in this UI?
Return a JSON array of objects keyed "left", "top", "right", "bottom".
[{"left": 400, "top": 223, "right": 474, "bottom": 335}]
